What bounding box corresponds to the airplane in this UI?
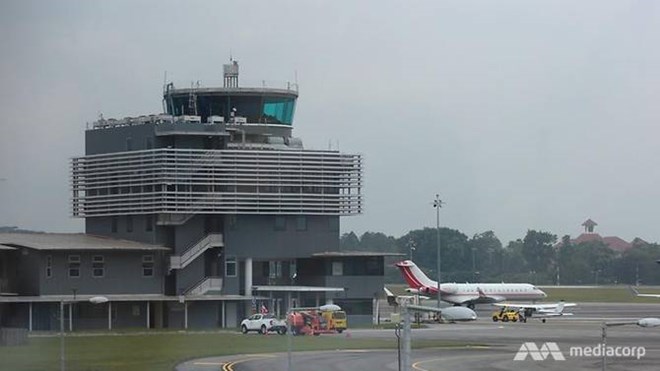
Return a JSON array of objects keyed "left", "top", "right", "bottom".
[
  {"left": 629, "top": 286, "right": 660, "bottom": 298},
  {"left": 383, "top": 287, "right": 477, "bottom": 322},
  {"left": 395, "top": 260, "right": 547, "bottom": 309},
  {"left": 492, "top": 300, "right": 576, "bottom": 323}
]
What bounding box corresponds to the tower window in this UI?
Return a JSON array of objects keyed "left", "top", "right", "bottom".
[
  {"left": 274, "top": 216, "right": 286, "bottom": 231},
  {"left": 68, "top": 255, "right": 81, "bottom": 278},
  {"left": 225, "top": 256, "right": 237, "bottom": 277},
  {"left": 296, "top": 216, "right": 307, "bottom": 231},
  {"left": 92, "top": 255, "right": 105, "bottom": 278},
  {"left": 46, "top": 255, "right": 53, "bottom": 278},
  {"left": 142, "top": 255, "right": 154, "bottom": 277}
]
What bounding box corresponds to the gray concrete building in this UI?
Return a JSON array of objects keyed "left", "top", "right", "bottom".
[{"left": 0, "top": 61, "right": 392, "bottom": 332}]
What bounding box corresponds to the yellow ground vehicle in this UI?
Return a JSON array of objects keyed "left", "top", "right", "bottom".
[
  {"left": 492, "top": 308, "right": 520, "bottom": 322},
  {"left": 288, "top": 306, "right": 348, "bottom": 335},
  {"left": 321, "top": 309, "right": 347, "bottom": 333}
]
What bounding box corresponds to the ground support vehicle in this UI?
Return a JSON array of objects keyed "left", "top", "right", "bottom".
[
  {"left": 492, "top": 308, "right": 521, "bottom": 323},
  {"left": 240, "top": 313, "right": 287, "bottom": 335},
  {"left": 287, "top": 305, "right": 348, "bottom": 336}
]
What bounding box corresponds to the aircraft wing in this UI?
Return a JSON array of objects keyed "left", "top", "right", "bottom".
[
  {"left": 630, "top": 286, "right": 660, "bottom": 298},
  {"left": 446, "top": 293, "right": 506, "bottom": 305},
  {"left": 407, "top": 304, "right": 477, "bottom": 322},
  {"left": 493, "top": 302, "right": 576, "bottom": 310}
]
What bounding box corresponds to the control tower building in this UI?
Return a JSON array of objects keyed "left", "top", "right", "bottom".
[{"left": 68, "top": 61, "right": 373, "bottom": 328}]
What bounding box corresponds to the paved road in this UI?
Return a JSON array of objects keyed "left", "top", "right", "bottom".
[{"left": 176, "top": 302, "right": 660, "bottom": 371}]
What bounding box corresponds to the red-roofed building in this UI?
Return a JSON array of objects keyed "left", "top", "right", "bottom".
[{"left": 562, "top": 219, "right": 634, "bottom": 252}]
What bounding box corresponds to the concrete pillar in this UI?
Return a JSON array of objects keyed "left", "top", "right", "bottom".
[
  {"left": 155, "top": 301, "right": 163, "bottom": 329},
  {"left": 108, "top": 302, "right": 112, "bottom": 330},
  {"left": 244, "top": 258, "right": 253, "bottom": 297},
  {"left": 146, "top": 301, "right": 150, "bottom": 329},
  {"left": 69, "top": 303, "right": 73, "bottom": 332},
  {"left": 315, "top": 293, "right": 320, "bottom": 307},
  {"left": 184, "top": 301, "right": 188, "bottom": 330},
  {"left": 28, "top": 302, "right": 33, "bottom": 332},
  {"left": 221, "top": 301, "right": 226, "bottom": 328}
]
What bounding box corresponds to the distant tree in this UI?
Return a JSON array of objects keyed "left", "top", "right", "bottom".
[
  {"left": 466, "top": 231, "right": 503, "bottom": 281},
  {"left": 340, "top": 232, "right": 360, "bottom": 251},
  {"left": 616, "top": 243, "right": 660, "bottom": 285},
  {"left": 359, "top": 232, "right": 398, "bottom": 252},
  {"left": 521, "top": 230, "right": 557, "bottom": 278}
]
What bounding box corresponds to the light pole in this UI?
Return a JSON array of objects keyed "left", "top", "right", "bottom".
[
  {"left": 601, "top": 318, "right": 660, "bottom": 371},
  {"left": 433, "top": 194, "right": 443, "bottom": 310},
  {"left": 60, "top": 296, "right": 109, "bottom": 371},
  {"left": 60, "top": 300, "right": 65, "bottom": 371},
  {"left": 407, "top": 239, "right": 416, "bottom": 261}
]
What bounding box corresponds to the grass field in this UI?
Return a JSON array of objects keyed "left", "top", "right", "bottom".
[
  {"left": 542, "top": 286, "right": 660, "bottom": 303},
  {"left": 0, "top": 331, "right": 478, "bottom": 371}
]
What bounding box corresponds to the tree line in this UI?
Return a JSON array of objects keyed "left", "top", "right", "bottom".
[{"left": 340, "top": 228, "right": 660, "bottom": 285}]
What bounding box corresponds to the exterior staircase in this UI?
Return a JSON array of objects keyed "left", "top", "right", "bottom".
[
  {"left": 185, "top": 276, "right": 223, "bottom": 296},
  {"left": 170, "top": 233, "right": 223, "bottom": 270}
]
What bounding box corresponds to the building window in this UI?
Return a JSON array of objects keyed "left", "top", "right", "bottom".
[
  {"left": 145, "top": 137, "right": 153, "bottom": 150},
  {"left": 269, "top": 261, "right": 282, "bottom": 279},
  {"left": 68, "top": 255, "right": 81, "bottom": 278},
  {"left": 225, "top": 256, "right": 237, "bottom": 277},
  {"left": 92, "top": 255, "right": 104, "bottom": 278},
  {"left": 111, "top": 217, "right": 118, "bottom": 233},
  {"left": 127, "top": 216, "right": 133, "bottom": 233},
  {"left": 328, "top": 217, "right": 339, "bottom": 231},
  {"left": 228, "top": 215, "right": 237, "bottom": 230},
  {"left": 332, "top": 261, "right": 343, "bottom": 276},
  {"left": 274, "top": 216, "right": 286, "bottom": 231},
  {"left": 46, "top": 255, "right": 53, "bottom": 278},
  {"left": 142, "top": 255, "right": 154, "bottom": 277},
  {"left": 289, "top": 260, "right": 297, "bottom": 280},
  {"left": 296, "top": 216, "right": 307, "bottom": 231},
  {"left": 146, "top": 216, "right": 153, "bottom": 232},
  {"left": 126, "top": 137, "right": 133, "bottom": 151}
]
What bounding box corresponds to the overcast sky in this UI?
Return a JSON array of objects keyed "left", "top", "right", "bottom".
[{"left": 1, "top": 0, "right": 659, "bottom": 244}]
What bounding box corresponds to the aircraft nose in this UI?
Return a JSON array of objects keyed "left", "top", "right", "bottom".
[{"left": 540, "top": 290, "right": 547, "bottom": 297}]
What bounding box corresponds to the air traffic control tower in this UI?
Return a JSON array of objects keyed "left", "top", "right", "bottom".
[{"left": 71, "top": 61, "right": 369, "bottom": 327}]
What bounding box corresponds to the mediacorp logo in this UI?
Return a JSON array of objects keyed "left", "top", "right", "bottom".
[
  {"left": 514, "top": 342, "right": 647, "bottom": 361},
  {"left": 514, "top": 342, "right": 565, "bottom": 361}
]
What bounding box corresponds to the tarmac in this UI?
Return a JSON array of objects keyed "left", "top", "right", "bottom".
[{"left": 176, "top": 302, "right": 660, "bottom": 371}]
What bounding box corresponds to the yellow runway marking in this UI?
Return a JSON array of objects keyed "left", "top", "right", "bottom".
[
  {"left": 193, "top": 362, "right": 226, "bottom": 366},
  {"left": 222, "top": 355, "right": 276, "bottom": 371}
]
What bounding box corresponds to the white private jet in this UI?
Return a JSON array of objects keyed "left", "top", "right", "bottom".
[
  {"left": 630, "top": 286, "right": 660, "bottom": 298},
  {"left": 493, "top": 300, "right": 576, "bottom": 323},
  {"left": 383, "top": 287, "right": 477, "bottom": 322},
  {"left": 395, "top": 260, "right": 547, "bottom": 309}
]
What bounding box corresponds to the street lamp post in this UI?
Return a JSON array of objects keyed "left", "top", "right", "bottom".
[
  {"left": 407, "top": 239, "right": 416, "bottom": 261},
  {"left": 433, "top": 194, "right": 443, "bottom": 310},
  {"left": 59, "top": 296, "right": 109, "bottom": 371},
  {"left": 60, "top": 300, "right": 65, "bottom": 371},
  {"left": 601, "top": 318, "right": 660, "bottom": 371}
]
